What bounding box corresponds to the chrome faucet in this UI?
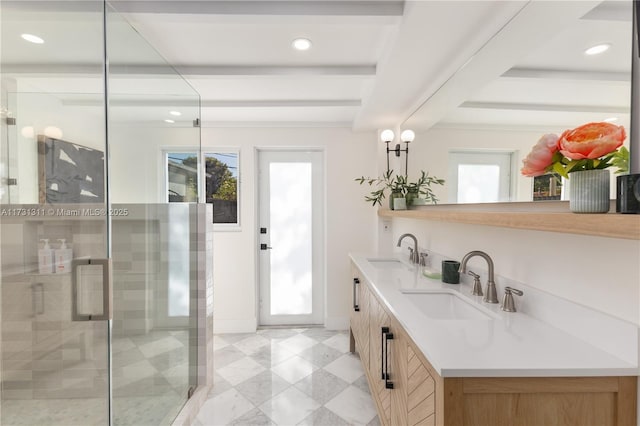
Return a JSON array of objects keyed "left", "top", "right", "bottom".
[
  {"left": 397, "top": 233, "right": 420, "bottom": 264},
  {"left": 458, "top": 251, "right": 499, "bottom": 303}
]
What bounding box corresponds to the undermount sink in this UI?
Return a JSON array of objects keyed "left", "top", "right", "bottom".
[
  {"left": 401, "top": 290, "right": 495, "bottom": 320},
  {"left": 366, "top": 258, "right": 405, "bottom": 270}
]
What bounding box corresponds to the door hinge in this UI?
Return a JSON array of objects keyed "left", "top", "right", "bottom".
[
  {"left": 187, "top": 386, "right": 195, "bottom": 399},
  {"left": 193, "top": 118, "right": 200, "bottom": 128},
  {"left": 6, "top": 117, "right": 16, "bottom": 125}
]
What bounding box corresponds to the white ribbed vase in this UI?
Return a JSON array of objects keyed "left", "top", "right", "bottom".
[{"left": 569, "top": 169, "right": 610, "bottom": 213}]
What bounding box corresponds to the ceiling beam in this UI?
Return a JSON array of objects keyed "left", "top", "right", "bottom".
[
  {"left": 460, "top": 101, "right": 629, "bottom": 114},
  {"left": 1, "top": 1, "right": 404, "bottom": 16},
  {"left": 61, "top": 98, "right": 361, "bottom": 108},
  {"left": 503, "top": 68, "right": 630, "bottom": 82},
  {"left": 111, "top": 1, "right": 404, "bottom": 16},
  {"left": 1, "top": 64, "right": 376, "bottom": 77}
]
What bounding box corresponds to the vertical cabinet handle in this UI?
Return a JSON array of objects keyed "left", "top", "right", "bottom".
[
  {"left": 353, "top": 278, "right": 360, "bottom": 312},
  {"left": 381, "top": 326, "right": 394, "bottom": 388},
  {"left": 384, "top": 328, "right": 394, "bottom": 389}
]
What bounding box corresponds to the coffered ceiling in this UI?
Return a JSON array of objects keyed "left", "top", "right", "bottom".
[{"left": 1, "top": 1, "right": 633, "bottom": 131}]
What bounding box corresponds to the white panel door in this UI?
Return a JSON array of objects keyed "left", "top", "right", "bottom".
[{"left": 258, "top": 150, "right": 324, "bottom": 326}]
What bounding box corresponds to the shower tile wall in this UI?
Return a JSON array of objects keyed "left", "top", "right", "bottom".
[
  {"left": 1, "top": 203, "right": 209, "bottom": 426},
  {"left": 1, "top": 211, "right": 108, "bottom": 404}
]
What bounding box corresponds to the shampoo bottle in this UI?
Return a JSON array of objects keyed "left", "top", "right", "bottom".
[
  {"left": 55, "top": 239, "right": 73, "bottom": 274},
  {"left": 38, "top": 239, "right": 54, "bottom": 274}
]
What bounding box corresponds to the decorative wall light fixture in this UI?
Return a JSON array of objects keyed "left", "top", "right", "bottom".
[{"left": 382, "top": 128, "right": 415, "bottom": 175}]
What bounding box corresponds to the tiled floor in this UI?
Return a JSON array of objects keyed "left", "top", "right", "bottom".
[{"left": 194, "top": 328, "right": 380, "bottom": 426}]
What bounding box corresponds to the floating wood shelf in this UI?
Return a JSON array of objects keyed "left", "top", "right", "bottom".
[{"left": 378, "top": 205, "right": 640, "bottom": 240}]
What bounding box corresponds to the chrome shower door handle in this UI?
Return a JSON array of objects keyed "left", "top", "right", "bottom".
[{"left": 72, "top": 258, "right": 112, "bottom": 321}]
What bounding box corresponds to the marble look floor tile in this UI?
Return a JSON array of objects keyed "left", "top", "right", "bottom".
[
  {"left": 297, "top": 406, "right": 350, "bottom": 426},
  {"left": 249, "top": 343, "right": 296, "bottom": 369},
  {"left": 271, "top": 355, "right": 317, "bottom": 384},
  {"left": 229, "top": 407, "right": 275, "bottom": 426},
  {"left": 321, "top": 333, "right": 350, "bottom": 353},
  {"left": 138, "top": 336, "right": 184, "bottom": 358},
  {"left": 256, "top": 328, "right": 300, "bottom": 340},
  {"left": 323, "top": 353, "right": 364, "bottom": 384},
  {"left": 213, "top": 335, "right": 230, "bottom": 351},
  {"left": 301, "top": 328, "right": 340, "bottom": 341},
  {"left": 234, "top": 335, "right": 271, "bottom": 356},
  {"left": 234, "top": 371, "right": 290, "bottom": 406},
  {"left": 298, "top": 343, "right": 343, "bottom": 367},
  {"left": 325, "top": 385, "right": 377, "bottom": 426},
  {"left": 208, "top": 373, "right": 233, "bottom": 399},
  {"left": 259, "top": 387, "right": 320, "bottom": 425},
  {"left": 112, "top": 337, "right": 136, "bottom": 354},
  {"left": 367, "top": 414, "right": 382, "bottom": 426},
  {"left": 352, "top": 374, "right": 372, "bottom": 395},
  {"left": 213, "top": 346, "right": 246, "bottom": 369},
  {"left": 217, "top": 357, "right": 266, "bottom": 386},
  {"left": 276, "top": 334, "right": 318, "bottom": 355},
  {"left": 196, "top": 388, "right": 255, "bottom": 426},
  {"left": 294, "top": 369, "right": 349, "bottom": 404}
]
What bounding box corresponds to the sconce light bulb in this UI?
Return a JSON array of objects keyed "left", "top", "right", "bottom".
[
  {"left": 380, "top": 129, "right": 395, "bottom": 143},
  {"left": 401, "top": 129, "right": 415, "bottom": 143}
]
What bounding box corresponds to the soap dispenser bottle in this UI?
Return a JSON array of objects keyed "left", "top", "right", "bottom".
[
  {"left": 55, "top": 239, "right": 73, "bottom": 274},
  {"left": 38, "top": 239, "right": 54, "bottom": 274}
]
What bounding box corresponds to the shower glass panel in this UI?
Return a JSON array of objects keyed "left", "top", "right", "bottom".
[
  {"left": 0, "top": 1, "right": 202, "bottom": 425},
  {"left": 105, "top": 4, "right": 200, "bottom": 425},
  {"left": 0, "top": 1, "right": 110, "bottom": 424}
]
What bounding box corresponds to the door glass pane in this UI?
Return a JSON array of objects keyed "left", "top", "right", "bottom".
[
  {"left": 106, "top": 4, "right": 201, "bottom": 425},
  {"left": 0, "top": 2, "right": 109, "bottom": 424},
  {"left": 269, "top": 163, "right": 312, "bottom": 315}
]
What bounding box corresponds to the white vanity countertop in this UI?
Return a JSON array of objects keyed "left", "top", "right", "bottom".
[{"left": 350, "top": 253, "right": 639, "bottom": 378}]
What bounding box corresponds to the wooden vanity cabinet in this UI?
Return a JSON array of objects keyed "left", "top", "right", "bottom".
[{"left": 349, "top": 266, "right": 637, "bottom": 426}]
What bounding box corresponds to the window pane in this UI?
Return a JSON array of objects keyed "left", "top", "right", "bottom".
[
  {"left": 457, "top": 164, "right": 500, "bottom": 203},
  {"left": 167, "top": 152, "right": 198, "bottom": 202},
  {"left": 205, "top": 152, "right": 238, "bottom": 224}
]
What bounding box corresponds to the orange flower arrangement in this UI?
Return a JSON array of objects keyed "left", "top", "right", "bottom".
[{"left": 521, "top": 122, "right": 629, "bottom": 178}]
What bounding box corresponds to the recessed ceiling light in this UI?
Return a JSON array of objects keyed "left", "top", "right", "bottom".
[
  {"left": 164, "top": 119, "right": 175, "bottom": 124},
  {"left": 292, "top": 38, "right": 312, "bottom": 51},
  {"left": 169, "top": 111, "right": 181, "bottom": 117},
  {"left": 584, "top": 43, "right": 611, "bottom": 55},
  {"left": 603, "top": 117, "right": 619, "bottom": 122},
  {"left": 21, "top": 33, "right": 44, "bottom": 44}
]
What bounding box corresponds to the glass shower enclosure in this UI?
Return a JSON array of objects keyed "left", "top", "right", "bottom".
[{"left": 0, "top": 1, "right": 202, "bottom": 424}]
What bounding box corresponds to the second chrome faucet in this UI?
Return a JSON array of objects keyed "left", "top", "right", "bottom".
[
  {"left": 397, "top": 233, "right": 420, "bottom": 264},
  {"left": 458, "top": 250, "right": 499, "bottom": 304}
]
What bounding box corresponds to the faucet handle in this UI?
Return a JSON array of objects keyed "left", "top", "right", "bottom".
[
  {"left": 468, "top": 270, "right": 483, "bottom": 297},
  {"left": 501, "top": 286, "right": 523, "bottom": 312},
  {"left": 419, "top": 252, "right": 428, "bottom": 266}
]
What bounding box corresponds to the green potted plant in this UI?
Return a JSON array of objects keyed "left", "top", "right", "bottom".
[{"left": 355, "top": 170, "right": 444, "bottom": 209}]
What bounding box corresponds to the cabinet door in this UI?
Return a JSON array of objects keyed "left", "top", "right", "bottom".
[
  {"left": 350, "top": 268, "right": 370, "bottom": 367},
  {"left": 369, "top": 292, "right": 392, "bottom": 425},
  {"left": 405, "top": 337, "right": 437, "bottom": 426}
]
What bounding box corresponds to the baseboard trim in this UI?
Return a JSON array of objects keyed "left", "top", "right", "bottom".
[
  {"left": 324, "top": 316, "right": 349, "bottom": 330},
  {"left": 213, "top": 318, "right": 257, "bottom": 334}
]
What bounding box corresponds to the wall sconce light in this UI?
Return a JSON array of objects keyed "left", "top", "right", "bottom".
[{"left": 382, "top": 128, "right": 415, "bottom": 175}]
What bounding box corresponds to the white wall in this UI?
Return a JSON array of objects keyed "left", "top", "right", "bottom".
[{"left": 203, "top": 127, "right": 378, "bottom": 333}]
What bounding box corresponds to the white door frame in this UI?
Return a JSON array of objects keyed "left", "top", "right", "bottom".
[{"left": 255, "top": 148, "right": 325, "bottom": 326}]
